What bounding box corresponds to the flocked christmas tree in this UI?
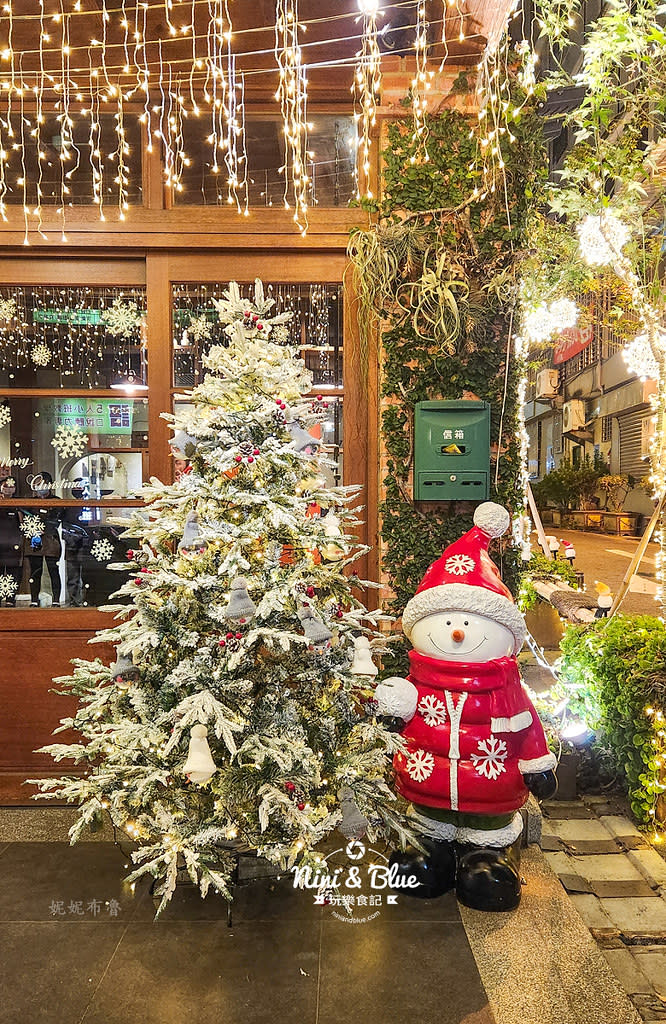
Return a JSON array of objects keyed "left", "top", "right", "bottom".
[{"left": 32, "top": 280, "right": 410, "bottom": 912}]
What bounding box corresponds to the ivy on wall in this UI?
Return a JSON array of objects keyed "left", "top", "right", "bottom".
[{"left": 348, "top": 92, "right": 544, "bottom": 674}]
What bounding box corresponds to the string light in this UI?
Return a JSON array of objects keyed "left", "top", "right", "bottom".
[
  {"left": 274, "top": 0, "right": 310, "bottom": 235},
  {"left": 623, "top": 330, "right": 665, "bottom": 382},
  {"left": 352, "top": 0, "right": 381, "bottom": 199},
  {"left": 576, "top": 212, "right": 630, "bottom": 266},
  {"left": 410, "top": 0, "right": 431, "bottom": 155},
  {"left": 522, "top": 296, "right": 578, "bottom": 343}
]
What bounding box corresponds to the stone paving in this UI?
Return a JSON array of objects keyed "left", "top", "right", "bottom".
[{"left": 542, "top": 796, "right": 666, "bottom": 1022}]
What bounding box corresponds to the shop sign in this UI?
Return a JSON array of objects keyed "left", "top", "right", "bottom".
[
  {"left": 553, "top": 323, "right": 594, "bottom": 364},
  {"left": 52, "top": 399, "right": 134, "bottom": 435}
]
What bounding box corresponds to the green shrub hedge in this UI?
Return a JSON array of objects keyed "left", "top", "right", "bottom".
[{"left": 559, "top": 615, "right": 666, "bottom": 826}]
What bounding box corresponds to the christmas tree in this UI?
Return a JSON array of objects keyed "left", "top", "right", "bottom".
[{"left": 33, "top": 280, "right": 409, "bottom": 913}]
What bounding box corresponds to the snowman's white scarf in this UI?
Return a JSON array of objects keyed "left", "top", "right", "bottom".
[{"left": 407, "top": 650, "right": 534, "bottom": 734}]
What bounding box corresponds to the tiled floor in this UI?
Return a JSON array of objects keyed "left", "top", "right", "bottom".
[{"left": 0, "top": 840, "right": 494, "bottom": 1024}]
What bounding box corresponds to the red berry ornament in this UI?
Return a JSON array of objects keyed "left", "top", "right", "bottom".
[
  {"left": 126, "top": 550, "right": 134, "bottom": 559},
  {"left": 226, "top": 631, "right": 234, "bottom": 639},
  {"left": 252, "top": 448, "right": 260, "bottom": 455},
  {"left": 285, "top": 782, "right": 296, "bottom": 792},
  {"left": 247, "top": 457, "right": 254, "bottom": 464},
  {"left": 218, "top": 639, "right": 226, "bottom": 647},
  {"left": 297, "top": 802, "right": 306, "bottom": 811},
  {"left": 235, "top": 632, "right": 242, "bottom": 640},
  {"left": 234, "top": 455, "right": 243, "bottom": 463},
  {"left": 306, "top": 586, "right": 315, "bottom": 598}
]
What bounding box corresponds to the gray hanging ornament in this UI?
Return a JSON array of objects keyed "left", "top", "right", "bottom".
[
  {"left": 287, "top": 420, "right": 320, "bottom": 455},
  {"left": 225, "top": 577, "right": 256, "bottom": 623},
  {"left": 170, "top": 430, "right": 198, "bottom": 458},
  {"left": 338, "top": 787, "right": 368, "bottom": 840},
  {"left": 110, "top": 651, "right": 140, "bottom": 689},
  {"left": 178, "top": 511, "right": 203, "bottom": 553},
  {"left": 297, "top": 604, "right": 332, "bottom": 649}
]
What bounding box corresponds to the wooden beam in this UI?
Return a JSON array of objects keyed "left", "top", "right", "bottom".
[
  {"left": 145, "top": 253, "right": 173, "bottom": 484},
  {"left": 610, "top": 492, "right": 666, "bottom": 616}
]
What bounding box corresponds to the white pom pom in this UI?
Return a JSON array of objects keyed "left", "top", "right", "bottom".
[
  {"left": 191, "top": 724, "right": 207, "bottom": 738},
  {"left": 374, "top": 677, "right": 418, "bottom": 721},
  {"left": 473, "top": 502, "right": 510, "bottom": 539}
]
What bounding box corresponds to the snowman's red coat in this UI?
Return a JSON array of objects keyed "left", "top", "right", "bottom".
[{"left": 393, "top": 650, "right": 555, "bottom": 815}]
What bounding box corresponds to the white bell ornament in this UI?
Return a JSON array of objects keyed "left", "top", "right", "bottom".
[
  {"left": 351, "top": 636, "right": 378, "bottom": 677},
  {"left": 182, "top": 724, "right": 217, "bottom": 784}
]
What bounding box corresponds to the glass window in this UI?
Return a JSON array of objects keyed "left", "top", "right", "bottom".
[
  {"left": 0, "top": 285, "right": 147, "bottom": 389},
  {"left": 172, "top": 393, "right": 343, "bottom": 487},
  {"left": 173, "top": 114, "right": 356, "bottom": 209},
  {"left": 0, "top": 112, "right": 142, "bottom": 207},
  {"left": 0, "top": 501, "right": 134, "bottom": 608},
  {"left": 172, "top": 282, "right": 343, "bottom": 389},
  {"left": 0, "top": 397, "right": 148, "bottom": 500}
]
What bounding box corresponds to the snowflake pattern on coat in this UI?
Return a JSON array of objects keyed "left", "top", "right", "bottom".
[
  {"left": 444, "top": 553, "right": 475, "bottom": 576},
  {"left": 470, "top": 735, "right": 508, "bottom": 780},
  {"left": 418, "top": 693, "right": 447, "bottom": 727},
  {"left": 405, "top": 748, "right": 435, "bottom": 783}
]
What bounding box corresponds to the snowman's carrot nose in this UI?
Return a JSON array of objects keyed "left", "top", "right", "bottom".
[{"left": 451, "top": 629, "right": 465, "bottom": 643}]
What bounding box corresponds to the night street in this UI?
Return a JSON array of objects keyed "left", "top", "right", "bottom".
[{"left": 533, "top": 528, "right": 658, "bottom": 617}]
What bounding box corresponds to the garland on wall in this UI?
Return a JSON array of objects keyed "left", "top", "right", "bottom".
[{"left": 348, "top": 88, "right": 545, "bottom": 674}]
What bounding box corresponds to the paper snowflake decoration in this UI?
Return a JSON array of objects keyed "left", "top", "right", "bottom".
[
  {"left": 188, "top": 314, "right": 212, "bottom": 342},
  {"left": 0, "top": 574, "right": 18, "bottom": 599},
  {"left": 444, "top": 553, "right": 475, "bottom": 576},
  {"left": 20, "top": 514, "right": 45, "bottom": 538},
  {"left": 31, "top": 343, "right": 52, "bottom": 367},
  {"left": 91, "top": 537, "right": 115, "bottom": 562},
  {"left": 471, "top": 735, "right": 508, "bottom": 780},
  {"left": 405, "top": 748, "right": 435, "bottom": 783},
  {"left": 0, "top": 404, "right": 10, "bottom": 428},
  {"left": 0, "top": 297, "right": 17, "bottom": 322},
  {"left": 418, "top": 694, "right": 447, "bottom": 728},
  {"left": 104, "top": 298, "right": 141, "bottom": 338},
  {"left": 51, "top": 424, "right": 89, "bottom": 459}
]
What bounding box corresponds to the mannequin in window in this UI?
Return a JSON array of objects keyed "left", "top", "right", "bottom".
[
  {"left": 26, "top": 472, "right": 63, "bottom": 607},
  {"left": 0, "top": 476, "right": 24, "bottom": 605}
]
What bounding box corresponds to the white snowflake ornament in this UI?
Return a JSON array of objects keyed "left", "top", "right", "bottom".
[
  {"left": 91, "top": 537, "right": 115, "bottom": 562},
  {"left": 104, "top": 298, "right": 141, "bottom": 338},
  {"left": 20, "top": 514, "right": 45, "bottom": 538},
  {"left": 418, "top": 694, "right": 447, "bottom": 727},
  {"left": 471, "top": 735, "right": 508, "bottom": 780},
  {"left": 31, "top": 343, "right": 52, "bottom": 367},
  {"left": 0, "top": 404, "right": 10, "bottom": 428},
  {"left": 405, "top": 748, "right": 435, "bottom": 783},
  {"left": 0, "top": 574, "right": 18, "bottom": 599},
  {"left": 444, "top": 553, "right": 475, "bottom": 576},
  {"left": 188, "top": 314, "right": 212, "bottom": 342},
  {"left": 51, "top": 424, "right": 89, "bottom": 459},
  {"left": 0, "top": 297, "right": 17, "bottom": 322}
]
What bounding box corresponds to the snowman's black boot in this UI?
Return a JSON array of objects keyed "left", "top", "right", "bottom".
[
  {"left": 388, "top": 837, "right": 456, "bottom": 899},
  {"left": 455, "top": 837, "right": 522, "bottom": 912}
]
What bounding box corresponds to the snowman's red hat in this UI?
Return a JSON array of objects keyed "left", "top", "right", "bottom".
[{"left": 402, "top": 502, "right": 526, "bottom": 654}]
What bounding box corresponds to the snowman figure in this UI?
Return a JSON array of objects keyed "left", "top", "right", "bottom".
[{"left": 374, "top": 502, "right": 557, "bottom": 911}]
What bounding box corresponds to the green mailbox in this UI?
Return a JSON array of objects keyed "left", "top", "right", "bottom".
[{"left": 414, "top": 400, "right": 491, "bottom": 501}]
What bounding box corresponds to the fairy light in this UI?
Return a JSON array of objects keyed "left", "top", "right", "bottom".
[
  {"left": 577, "top": 212, "right": 630, "bottom": 266},
  {"left": 274, "top": 0, "right": 310, "bottom": 235},
  {"left": 352, "top": 0, "right": 381, "bottom": 199},
  {"left": 513, "top": 329, "right": 531, "bottom": 556},
  {"left": 522, "top": 296, "right": 578, "bottom": 343},
  {"left": 410, "top": 0, "right": 431, "bottom": 155},
  {"left": 623, "top": 330, "right": 665, "bottom": 382}
]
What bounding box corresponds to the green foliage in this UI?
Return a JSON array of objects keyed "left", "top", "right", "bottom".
[
  {"left": 559, "top": 616, "right": 666, "bottom": 824},
  {"left": 532, "top": 456, "right": 608, "bottom": 510},
  {"left": 517, "top": 551, "right": 578, "bottom": 611},
  {"left": 347, "top": 100, "right": 545, "bottom": 675}
]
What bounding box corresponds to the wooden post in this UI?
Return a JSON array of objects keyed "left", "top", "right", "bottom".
[
  {"left": 609, "top": 492, "right": 666, "bottom": 616},
  {"left": 526, "top": 483, "right": 552, "bottom": 559}
]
